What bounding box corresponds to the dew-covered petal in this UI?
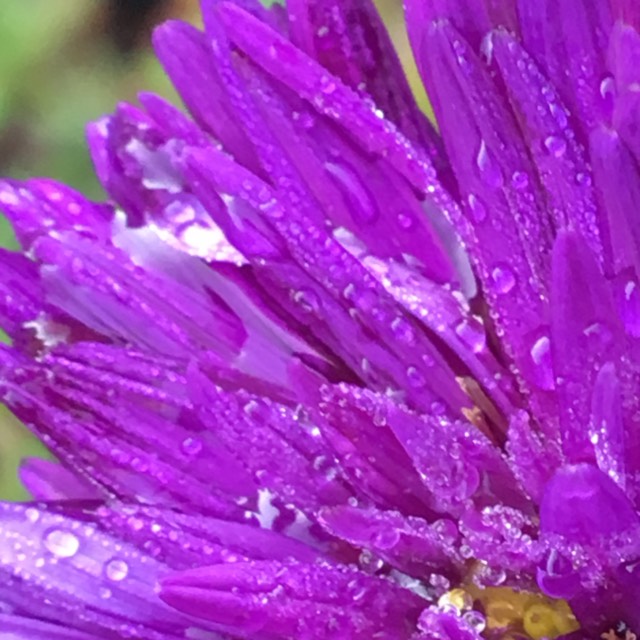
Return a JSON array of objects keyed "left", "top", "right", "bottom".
[
  {"left": 589, "top": 126, "right": 640, "bottom": 278},
  {"left": 460, "top": 505, "right": 541, "bottom": 578},
  {"left": 491, "top": 30, "right": 602, "bottom": 261},
  {"left": 319, "top": 505, "right": 462, "bottom": 579},
  {"left": 590, "top": 363, "right": 626, "bottom": 490},
  {"left": 152, "top": 20, "right": 260, "bottom": 172},
  {"left": 285, "top": 0, "right": 444, "bottom": 162},
  {"left": 516, "top": 0, "right": 612, "bottom": 131},
  {"left": 416, "top": 21, "right": 563, "bottom": 422},
  {"left": 0, "top": 613, "right": 105, "bottom": 640},
  {"left": 160, "top": 560, "right": 424, "bottom": 639},
  {"left": 71, "top": 502, "right": 324, "bottom": 570},
  {"left": 0, "top": 502, "right": 209, "bottom": 639},
  {"left": 19, "top": 458, "right": 103, "bottom": 501},
  {"left": 0, "top": 179, "right": 113, "bottom": 250},
  {"left": 320, "top": 384, "right": 527, "bottom": 517},
  {"left": 540, "top": 463, "right": 639, "bottom": 544},
  {"left": 550, "top": 230, "right": 624, "bottom": 462},
  {"left": 506, "top": 410, "right": 563, "bottom": 504}
]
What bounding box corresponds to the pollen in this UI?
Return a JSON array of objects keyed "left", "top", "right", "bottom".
[{"left": 449, "top": 584, "right": 580, "bottom": 640}]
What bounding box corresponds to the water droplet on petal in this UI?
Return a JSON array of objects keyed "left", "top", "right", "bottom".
[
  {"left": 293, "top": 288, "right": 321, "bottom": 314},
  {"left": 467, "top": 194, "right": 488, "bottom": 223},
  {"left": 397, "top": 211, "right": 417, "bottom": 230},
  {"left": 391, "top": 316, "right": 416, "bottom": 344},
  {"left": 544, "top": 136, "right": 567, "bottom": 158},
  {"left": 105, "top": 558, "right": 129, "bottom": 582},
  {"left": 372, "top": 528, "right": 400, "bottom": 550},
  {"left": 406, "top": 366, "right": 427, "bottom": 388},
  {"left": 181, "top": 437, "right": 203, "bottom": 456},
  {"left": 511, "top": 171, "right": 529, "bottom": 190},
  {"left": 44, "top": 529, "right": 80, "bottom": 558},
  {"left": 490, "top": 264, "right": 516, "bottom": 294},
  {"left": 529, "top": 333, "right": 555, "bottom": 390},
  {"left": 476, "top": 141, "right": 503, "bottom": 188},
  {"left": 454, "top": 319, "right": 486, "bottom": 353}
]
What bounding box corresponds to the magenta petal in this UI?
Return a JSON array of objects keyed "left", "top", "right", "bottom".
[
  {"left": 550, "top": 230, "right": 624, "bottom": 461},
  {"left": 540, "top": 463, "right": 639, "bottom": 543},
  {"left": 160, "top": 560, "right": 423, "bottom": 639},
  {"left": 516, "top": 0, "right": 612, "bottom": 131},
  {"left": 19, "top": 458, "right": 102, "bottom": 501}
]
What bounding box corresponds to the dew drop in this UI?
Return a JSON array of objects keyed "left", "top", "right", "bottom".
[
  {"left": 44, "top": 529, "right": 80, "bottom": 558},
  {"left": 391, "top": 316, "right": 416, "bottom": 344},
  {"left": 490, "top": 264, "right": 516, "bottom": 294},
  {"left": 476, "top": 140, "right": 503, "bottom": 188},
  {"left": 511, "top": 171, "right": 529, "bottom": 190},
  {"left": 466, "top": 194, "right": 487, "bottom": 222},
  {"left": 543, "top": 135, "right": 567, "bottom": 158},
  {"left": 105, "top": 558, "right": 129, "bottom": 582},
  {"left": 463, "top": 610, "right": 487, "bottom": 633},
  {"left": 293, "top": 288, "right": 321, "bottom": 314},
  {"left": 529, "top": 334, "right": 554, "bottom": 390},
  {"left": 454, "top": 319, "right": 486, "bottom": 353},
  {"left": 406, "top": 366, "right": 427, "bottom": 389},
  {"left": 397, "top": 211, "right": 416, "bottom": 230},
  {"left": 181, "top": 437, "right": 203, "bottom": 456},
  {"left": 372, "top": 528, "right": 400, "bottom": 550}
]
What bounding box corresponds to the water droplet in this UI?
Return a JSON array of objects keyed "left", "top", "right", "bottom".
[
  {"left": 617, "top": 278, "right": 640, "bottom": 338},
  {"left": 391, "top": 316, "right": 416, "bottom": 344},
  {"left": 454, "top": 319, "right": 486, "bottom": 353},
  {"left": 463, "top": 610, "right": 487, "bottom": 633},
  {"left": 99, "top": 587, "right": 112, "bottom": 600},
  {"left": 372, "top": 528, "right": 400, "bottom": 550},
  {"left": 467, "top": 194, "right": 487, "bottom": 222},
  {"left": 476, "top": 141, "right": 503, "bottom": 188},
  {"left": 181, "top": 437, "right": 203, "bottom": 456},
  {"left": 406, "top": 366, "right": 427, "bottom": 388},
  {"left": 529, "top": 334, "right": 554, "bottom": 390},
  {"left": 397, "top": 211, "right": 417, "bottom": 230},
  {"left": 511, "top": 171, "right": 529, "bottom": 190},
  {"left": 105, "top": 558, "right": 129, "bottom": 582},
  {"left": 44, "top": 529, "right": 80, "bottom": 558},
  {"left": 293, "top": 288, "right": 321, "bottom": 314},
  {"left": 25, "top": 508, "right": 40, "bottom": 523},
  {"left": 543, "top": 135, "right": 567, "bottom": 158},
  {"left": 490, "top": 264, "right": 516, "bottom": 294}
]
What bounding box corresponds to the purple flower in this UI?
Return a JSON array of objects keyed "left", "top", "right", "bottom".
[{"left": 1, "top": 0, "right": 640, "bottom": 638}]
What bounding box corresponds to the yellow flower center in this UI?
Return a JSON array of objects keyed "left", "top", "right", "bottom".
[{"left": 438, "top": 585, "right": 579, "bottom": 640}]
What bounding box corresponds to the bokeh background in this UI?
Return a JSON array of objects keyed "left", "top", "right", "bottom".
[{"left": 0, "top": 0, "right": 425, "bottom": 499}]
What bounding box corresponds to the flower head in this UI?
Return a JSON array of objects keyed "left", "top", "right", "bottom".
[{"left": 1, "top": 0, "right": 640, "bottom": 638}]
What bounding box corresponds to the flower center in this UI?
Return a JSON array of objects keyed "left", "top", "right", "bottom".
[{"left": 438, "top": 585, "right": 579, "bottom": 639}]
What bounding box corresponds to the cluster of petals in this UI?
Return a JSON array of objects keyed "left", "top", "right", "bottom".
[{"left": 2, "top": 0, "right": 640, "bottom": 639}]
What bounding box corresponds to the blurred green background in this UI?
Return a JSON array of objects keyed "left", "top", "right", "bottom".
[{"left": 0, "top": 0, "right": 422, "bottom": 500}]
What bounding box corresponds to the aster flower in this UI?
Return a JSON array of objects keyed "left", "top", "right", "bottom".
[{"left": 1, "top": 0, "right": 640, "bottom": 638}]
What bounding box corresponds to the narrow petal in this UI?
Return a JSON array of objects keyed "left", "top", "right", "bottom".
[
  {"left": 550, "top": 230, "right": 624, "bottom": 461},
  {"left": 19, "top": 458, "right": 102, "bottom": 501},
  {"left": 516, "top": 0, "right": 612, "bottom": 131},
  {"left": 160, "top": 560, "right": 424, "bottom": 639}
]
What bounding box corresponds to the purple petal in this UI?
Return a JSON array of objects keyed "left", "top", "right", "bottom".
[
  {"left": 19, "top": 458, "right": 102, "bottom": 501},
  {"left": 516, "top": 0, "right": 612, "bottom": 131},
  {"left": 160, "top": 560, "right": 424, "bottom": 639},
  {"left": 319, "top": 505, "right": 462, "bottom": 579},
  {"left": 550, "top": 230, "right": 624, "bottom": 461},
  {"left": 540, "top": 463, "right": 639, "bottom": 544}
]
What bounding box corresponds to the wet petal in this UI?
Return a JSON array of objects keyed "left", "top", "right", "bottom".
[{"left": 160, "top": 560, "right": 424, "bottom": 639}]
